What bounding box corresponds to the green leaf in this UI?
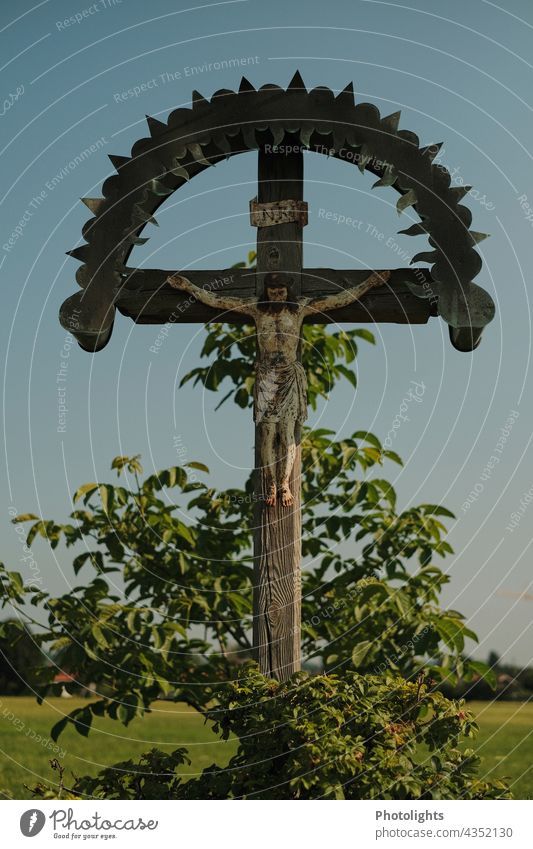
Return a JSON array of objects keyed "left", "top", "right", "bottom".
[
  {"left": 202, "top": 333, "right": 220, "bottom": 357},
  {"left": 12, "top": 513, "right": 39, "bottom": 523},
  {"left": 235, "top": 388, "right": 249, "bottom": 407},
  {"left": 373, "top": 478, "right": 397, "bottom": 509},
  {"left": 111, "top": 456, "right": 131, "bottom": 472},
  {"left": 351, "top": 640, "right": 373, "bottom": 667},
  {"left": 421, "top": 504, "right": 456, "bottom": 519},
  {"left": 383, "top": 450, "right": 403, "bottom": 466},
  {"left": 358, "top": 582, "right": 389, "bottom": 605},
  {"left": 433, "top": 617, "right": 465, "bottom": 653},
  {"left": 352, "top": 328, "right": 375, "bottom": 344},
  {"left": 7, "top": 571, "right": 24, "bottom": 593},
  {"left": 50, "top": 717, "right": 69, "bottom": 742},
  {"left": 73, "top": 708, "right": 93, "bottom": 737},
  {"left": 176, "top": 523, "right": 195, "bottom": 545},
  {"left": 117, "top": 702, "right": 135, "bottom": 726},
  {"left": 99, "top": 485, "right": 113, "bottom": 514},
  {"left": 362, "top": 447, "right": 382, "bottom": 464},
  {"left": 353, "top": 431, "right": 382, "bottom": 450},
  {"left": 90, "top": 700, "right": 107, "bottom": 717},
  {"left": 73, "top": 552, "right": 91, "bottom": 575},
  {"left": 73, "top": 483, "right": 98, "bottom": 503},
  {"left": 394, "top": 590, "right": 411, "bottom": 618},
  {"left": 336, "top": 364, "right": 357, "bottom": 388},
  {"left": 185, "top": 461, "right": 209, "bottom": 473},
  {"left": 127, "top": 610, "right": 141, "bottom": 632},
  {"left": 91, "top": 622, "right": 110, "bottom": 649}
]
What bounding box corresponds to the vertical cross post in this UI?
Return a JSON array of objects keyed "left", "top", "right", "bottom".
[{"left": 253, "top": 138, "right": 303, "bottom": 680}]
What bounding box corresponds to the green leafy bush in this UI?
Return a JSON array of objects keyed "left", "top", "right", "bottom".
[
  {"left": 0, "top": 255, "right": 504, "bottom": 798},
  {"left": 48, "top": 664, "right": 509, "bottom": 800},
  {"left": 0, "top": 431, "right": 491, "bottom": 738}
]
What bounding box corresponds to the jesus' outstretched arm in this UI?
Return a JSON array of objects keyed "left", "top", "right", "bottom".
[
  {"left": 302, "top": 270, "right": 391, "bottom": 316},
  {"left": 167, "top": 273, "right": 258, "bottom": 315}
]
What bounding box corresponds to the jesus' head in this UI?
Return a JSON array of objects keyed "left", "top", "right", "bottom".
[{"left": 260, "top": 273, "right": 298, "bottom": 313}]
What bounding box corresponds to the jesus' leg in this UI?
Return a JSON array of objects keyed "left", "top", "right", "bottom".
[
  {"left": 278, "top": 415, "right": 297, "bottom": 507},
  {"left": 260, "top": 422, "right": 277, "bottom": 506}
]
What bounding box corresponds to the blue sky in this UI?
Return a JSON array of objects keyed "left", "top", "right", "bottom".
[{"left": 1, "top": 0, "right": 533, "bottom": 665}]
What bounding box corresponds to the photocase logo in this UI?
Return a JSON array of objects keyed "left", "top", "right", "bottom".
[{"left": 20, "top": 809, "right": 46, "bottom": 837}]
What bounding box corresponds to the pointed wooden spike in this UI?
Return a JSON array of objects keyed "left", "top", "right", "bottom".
[
  {"left": 149, "top": 179, "right": 173, "bottom": 196},
  {"left": 300, "top": 126, "right": 314, "bottom": 148},
  {"left": 169, "top": 160, "right": 189, "bottom": 181},
  {"left": 450, "top": 185, "right": 472, "bottom": 201},
  {"left": 146, "top": 115, "right": 167, "bottom": 136},
  {"left": 405, "top": 281, "right": 431, "bottom": 299},
  {"left": 188, "top": 142, "right": 211, "bottom": 165},
  {"left": 411, "top": 250, "right": 439, "bottom": 264},
  {"left": 357, "top": 144, "right": 372, "bottom": 173},
  {"left": 396, "top": 189, "right": 418, "bottom": 214},
  {"left": 288, "top": 70, "right": 306, "bottom": 91},
  {"left": 242, "top": 127, "right": 258, "bottom": 150},
  {"left": 382, "top": 111, "right": 401, "bottom": 133},
  {"left": 108, "top": 154, "right": 129, "bottom": 171},
  {"left": 66, "top": 245, "right": 89, "bottom": 261},
  {"left": 372, "top": 167, "right": 397, "bottom": 188},
  {"left": 420, "top": 142, "right": 443, "bottom": 162},
  {"left": 192, "top": 89, "right": 209, "bottom": 107},
  {"left": 398, "top": 222, "right": 428, "bottom": 236},
  {"left": 133, "top": 204, "right": 159, "bottom": 226},
  {"left": 239, "top": 76, "right": 255, "bottom": 93},
  {"left": 336, "top": 81, "right": 355, "bottom": 105},
  {"left": 81, "top": 197, "right": 104, "bottom": 214},
  {"left": 212, "top": 131, "right": 231, "bottom": 153},
  {"left": 470, "top": 231, "right": 490, "bottom": 244},
  {"left": 270, "top": 125, "right": 284, "bottom": 147}
]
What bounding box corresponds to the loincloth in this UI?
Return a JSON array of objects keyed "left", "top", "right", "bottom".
[{"left": 253, "top": 360, "right": 308, "bottom": 424}]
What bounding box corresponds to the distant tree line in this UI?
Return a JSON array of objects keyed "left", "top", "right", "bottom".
[{"left": 441, "top": 651, "right": 533, "bottom": 702}]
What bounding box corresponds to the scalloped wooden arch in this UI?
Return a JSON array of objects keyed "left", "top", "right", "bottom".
[{"left": 60, "top": 72, "right": 495, "bottom": 351}]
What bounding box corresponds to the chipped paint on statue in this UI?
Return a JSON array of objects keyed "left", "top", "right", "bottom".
[{"left": 168, "top": 270, "right": 391, "bottom": 507}]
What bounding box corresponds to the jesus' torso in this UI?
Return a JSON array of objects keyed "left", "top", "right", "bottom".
[{"left": 253, "top": 305, "right": 306, "bottom": 365}]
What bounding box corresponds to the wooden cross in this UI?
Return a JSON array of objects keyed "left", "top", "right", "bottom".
[
  {"left": 60, "top": 76, "right": 495, "bottom": 681},
  {"left": 120, "top": 144, "right": 431, "bottom": 681}
]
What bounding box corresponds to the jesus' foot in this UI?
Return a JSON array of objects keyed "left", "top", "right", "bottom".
[
  {"left": 265, "top": 479, "right": 277, "bottom": 507},
  {"left": 280, "top": 480, "right": 294, "bottom": 507}
]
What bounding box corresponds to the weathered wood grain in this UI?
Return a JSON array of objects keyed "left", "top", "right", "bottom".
[
  {"left": 253, "top": 144, "right": 303, "bottom": 681},
  {"left": 115, "top": 267, "right": 437, "bottom": 325}
]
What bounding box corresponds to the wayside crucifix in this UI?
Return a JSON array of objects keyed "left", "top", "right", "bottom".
[
  {"left": 59, "top": 72, "right": 495, "bottom": 680},
  {"left": 168, "top": 268, "right": 391, "bottom": 507}
]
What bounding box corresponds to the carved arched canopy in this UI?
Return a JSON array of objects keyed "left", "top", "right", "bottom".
[{"left": 60, "top": 72, "right": 494, "bottom": 351}]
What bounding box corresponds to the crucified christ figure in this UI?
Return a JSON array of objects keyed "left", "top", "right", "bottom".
[{"left": 168, "top": 269, "right": 391, "bottom": 507}]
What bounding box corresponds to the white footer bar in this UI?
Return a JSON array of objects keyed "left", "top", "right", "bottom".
[{"left": 4, "top": 799, "right": 532, "bottom": 848}]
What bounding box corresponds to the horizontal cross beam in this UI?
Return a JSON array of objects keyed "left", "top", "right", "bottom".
[{"left": 115, "top": 267, "right": 437, "bottom": 326}]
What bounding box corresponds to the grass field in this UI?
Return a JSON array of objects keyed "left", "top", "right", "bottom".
[
  {"left": 0, "top": 697, "right": 531, "bottom": 799},
  {"left": 466, "top": 701, "right": 533, "bottom": 798},
  {"left": 0, "top": 697, "right": 236, "bottom": 799}
]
